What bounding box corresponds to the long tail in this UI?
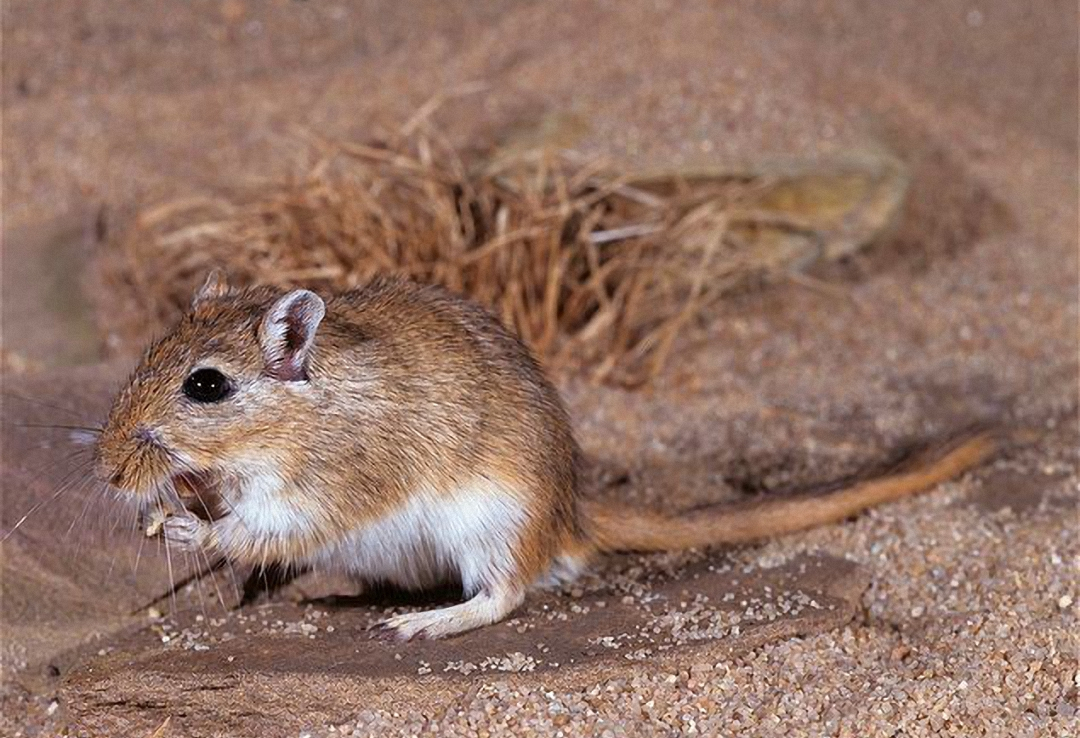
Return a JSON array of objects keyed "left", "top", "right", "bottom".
[{"left": 583, "top": 428, "right": 997, "bottom": 553}]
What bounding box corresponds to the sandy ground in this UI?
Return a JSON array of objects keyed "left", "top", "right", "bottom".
[{"left": 2, "top": 1, "right": 1077, "bottom": 736}]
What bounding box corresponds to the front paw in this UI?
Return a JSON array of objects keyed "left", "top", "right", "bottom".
[{"left": 161, "top": 513, "right": 210, "bottom": 551}]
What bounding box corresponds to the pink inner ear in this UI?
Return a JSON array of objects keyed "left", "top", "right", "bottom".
[
  {"left": 268, "top": 315, "right": 311, "bottom": 381},
  {"left": 270, "top": 320, "right": 310, "bottom": 381},
  {"left": 272, "top": 361, "right": 309, "bottom": 383},
  {"left": 263, "top": 290, "right": 324, "bottom": 382},
  {"left": 284, "top": 319, "right": 306, "bottom": 353}
]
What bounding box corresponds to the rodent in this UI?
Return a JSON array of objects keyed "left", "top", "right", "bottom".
[{"left": 94, "top": 271, "right": 997, "bottom": 640}]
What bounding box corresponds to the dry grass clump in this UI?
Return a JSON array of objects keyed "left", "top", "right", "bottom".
[{"left": 97, "top": 123, "right": 907, "bottom": 385}]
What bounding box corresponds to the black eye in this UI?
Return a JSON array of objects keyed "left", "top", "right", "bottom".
[{"left": 182, "top": 368, "right": 233, "bottom": 403}]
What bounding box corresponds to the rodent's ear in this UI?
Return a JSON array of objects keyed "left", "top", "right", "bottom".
[
  {"left": 192, "top": 268, "right": 230, "bottom": 306},
  {"left": 259, "top": 289, "right": 326, "bottom": 382}
]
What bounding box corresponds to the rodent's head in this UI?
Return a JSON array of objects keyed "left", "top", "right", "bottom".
[{"left": 95, "top": 270, "right": 326, "bottom": 502}]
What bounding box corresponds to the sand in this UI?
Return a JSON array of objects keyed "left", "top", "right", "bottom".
[{"left": 1, "top": 1, "right": 1076, "bottom": 736}]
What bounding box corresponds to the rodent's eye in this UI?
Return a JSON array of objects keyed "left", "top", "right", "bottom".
[{"left": 182, "top": 368, "right": 233, "bottom": 404}]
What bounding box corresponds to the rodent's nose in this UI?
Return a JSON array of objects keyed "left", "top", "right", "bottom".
[{"left": 134, "top": 425, "right": 159, "bottom": 445}]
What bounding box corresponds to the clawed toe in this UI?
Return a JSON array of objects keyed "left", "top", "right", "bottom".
[
  {"left": 372, "top": 614, "right": 429, "bottom": 642},
  {"left": 367, "top": 588, "right": 524, "bottom": 641},
  {"left": 161, "top": 513, "right": 208, "bottom": 551}
]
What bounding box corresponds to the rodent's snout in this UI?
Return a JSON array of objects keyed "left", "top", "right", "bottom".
[{"left": 94, "top": 422, "right": 174, "bottom": 496}]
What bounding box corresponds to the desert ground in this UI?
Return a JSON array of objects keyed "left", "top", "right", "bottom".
[{"left": 2, "top": 1, "right": 1077, "bottom": 736}]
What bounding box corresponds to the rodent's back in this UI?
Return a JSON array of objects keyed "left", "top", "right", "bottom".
[{"left": 303, "top": 278, "right": 582, "bottom": 543}]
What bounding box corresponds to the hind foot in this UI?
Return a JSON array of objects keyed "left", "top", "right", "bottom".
[{"left": 375, "top": 585, "right": 525, "bottom": 641}]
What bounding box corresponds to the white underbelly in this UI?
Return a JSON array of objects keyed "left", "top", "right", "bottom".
[{"left": 305, "top": 479, "right": 529, "bottom": 595}]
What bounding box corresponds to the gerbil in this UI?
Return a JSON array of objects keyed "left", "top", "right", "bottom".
[{"left": 94, "top": 271, "right": 995, "bottom": 640}]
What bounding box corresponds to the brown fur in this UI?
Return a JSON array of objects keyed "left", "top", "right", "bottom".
[{"left": 96, "top": 274, "right": 996, "bottom": 638}]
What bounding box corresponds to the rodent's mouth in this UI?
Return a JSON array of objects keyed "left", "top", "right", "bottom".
[{"left": 171, "top": 470, "right": 227, "bottom": 521}]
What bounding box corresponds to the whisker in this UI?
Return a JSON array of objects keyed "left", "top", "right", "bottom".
[
  {"left": 12, "top": 447, "right": 92, "bottom": 487},
  {"left": 5, "top": 447, "right": 95, "bottom": 520},
  {"left": 186, "top": 548, "right": 211, "bottom": 624},
  {"left": 10, "top": 423, "right": 103, "bottom": 434},
  {"left": 2, "top": 458, "right": 94, "bottom": 543},
  {"left": 104, "top": 486, "right": 130, "bottom": 586},
  {"left": 187, "top": 485, "right": 235, "bottom": 610},
  {"left": 159, "top": 458, "right": 253, "bottom": 608},
  {"left": 66, "top": 472, "right": 103, "bottom": 540},
  {"left": 3, "top": 391, "right": 95, "bottom": 421},
  {"left": 164, "top": 475, "right": 211, "bottom": 620},
  {"left": 195, "top": 542, "right": 229, "bottom": 612},
  {"left": 258, "top": 543, "right": 272, "bottom": 592},
  {"left": 107, "top": 491, "right": 129, "bottom": 538},
  {"left": 160, "top": 502, "right": 179, "bottom": 615},
  {"left": 105, "top": 540, "right": 119, "bottom": 583},
  {"left": 201, "top": 476, "right": 246, "bottom": 603},
  {"left": 128, "top": 557, "right": 228, "bottom": 615},
  {"left": 66, "top": 477, "right": 112, "bottom": 568},
  {"left": 114, "top": 492, "right": 144, "bottom": 588},
  {"left": 133, "top": 515, "right": 149, "bottom": 580}
]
